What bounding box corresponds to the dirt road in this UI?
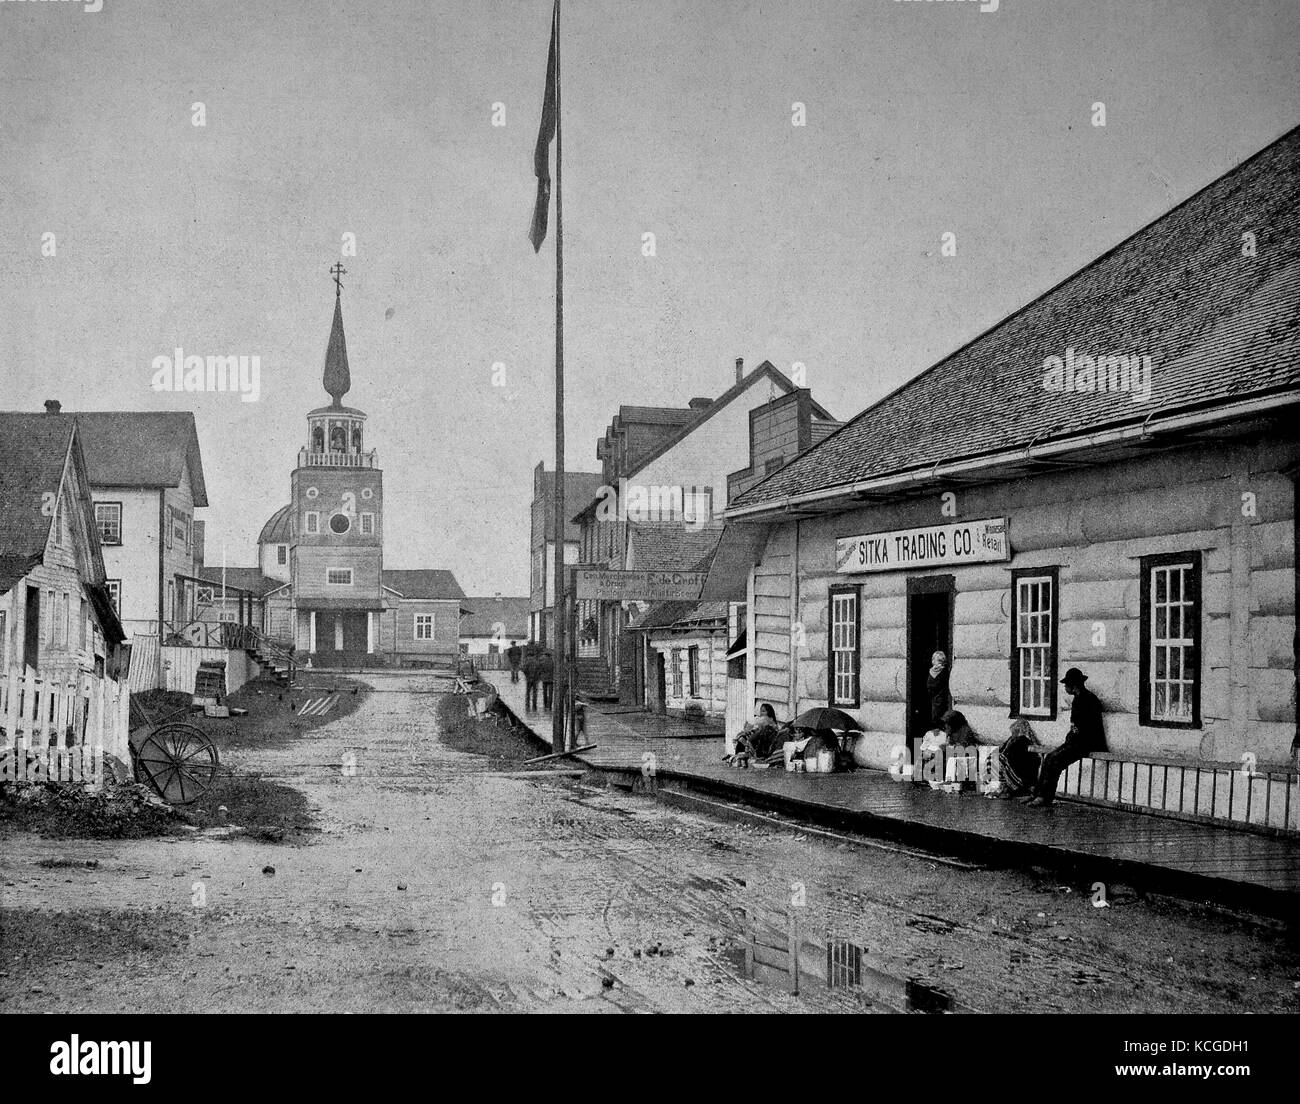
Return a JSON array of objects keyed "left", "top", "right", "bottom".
[{"left": 3, "top": 673, "right": 1297, "bottom": 1013}]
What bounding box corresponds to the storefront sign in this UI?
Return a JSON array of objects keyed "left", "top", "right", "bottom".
[
  {"left": 574, "top": 568, "right": 709, "bottom": 601},
  {"left": 836, "top": 517, "right": 1009, "bottom": 574}
]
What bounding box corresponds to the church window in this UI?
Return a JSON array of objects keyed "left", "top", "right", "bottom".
[
  {"left": 360, "top": 513, "right": 374, "bottom": 535},
  {"left": 329, "top": 513, "right": 351, "bottom": 535},
  {"left": 305, "top": 512, "right": 319, "bottom": 535},
  {"left": 306, "top": 486, "right": 319, "bottom": 499},
  {"left": 361, "top": 487, "right": 374, "bottom": 500}
]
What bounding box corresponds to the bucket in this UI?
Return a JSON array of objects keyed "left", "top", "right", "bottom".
[{"left": 816, "top": 748, "right": 834, "bottom": 774}]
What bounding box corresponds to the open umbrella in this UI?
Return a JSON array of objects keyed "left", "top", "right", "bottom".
[{"left": 790, "top": 707, "right": 863, "bottom": 733}]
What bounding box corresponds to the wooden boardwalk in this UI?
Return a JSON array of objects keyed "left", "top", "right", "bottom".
[{"left": 491, "top": 681, "right": 1300, "bottom": 918}]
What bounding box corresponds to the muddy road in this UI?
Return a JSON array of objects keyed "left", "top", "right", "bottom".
[{"left": 3, "top": 673, "right": 1297, "bottom": 1013}]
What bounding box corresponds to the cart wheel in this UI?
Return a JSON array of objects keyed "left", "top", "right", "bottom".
[{"left": 136, "top": 723, "right": 220, "bottom": 805}]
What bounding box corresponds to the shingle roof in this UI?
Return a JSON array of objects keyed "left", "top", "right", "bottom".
[
  {"left": 258, "top": 504, "right": 293, "bottom": 544},
  {"left": 73, "top": 412, "right": 209, "bottom": 506},
  {"left": 381, "top": 569, "right": 466, "bottom": 600},
  {"left": 633, "top": 599, "right": 729, "bottom": 632},
  {"left": 626, "top": 524, "right": 722, "bottom": 574},
  {"left": 734, "top": 125, "right": 1300, "bottom": 511},
  {"left": 460, "top": 596, "right": 530, "bottom": 638},
  {"left": 194, "top": 566, "right": 282, "bottom": 596},
  {"left": 0, "top": 414, "right": 73, "bottom": 586}
]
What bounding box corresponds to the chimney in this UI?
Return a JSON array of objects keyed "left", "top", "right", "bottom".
[
  {"left": 44, "top": 399, "right": 62, "bottom": 414},
  {"left": 688, "top": 397, "right": 712, "bottom": 411},
  {"left": 734, "top": 357, "right": 744, "bottom": 384},
  {"left": 193, "top": 521, "right": 206, "bottom": 567}
]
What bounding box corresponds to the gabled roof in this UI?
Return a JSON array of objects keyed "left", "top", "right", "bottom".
[
  {"left": 574, "top": 362, "right": 834, "bottom": 522},
  {"left": 73, "top": 411, "right": 209, "bottom": 506},
  {"left": 0, "top": 414, "right": 74, "bottom": 585},
  {"left": 460, "top": 596, "right": 530, "bottom": 638},
  {"left": 381, "top": 569, "right": 466, "bottom": 600},
  {"left": 632, "top": 599, "right": 729, "bottom": 633},
  {"left": 733, "top": 125, "right": 1300, "bottom": 513},
  {"left": 626, "top": 524, "right": 722, "bottom": 574},
  {"left": 195, "top": 566, "right": 282, "bottom": 596}
]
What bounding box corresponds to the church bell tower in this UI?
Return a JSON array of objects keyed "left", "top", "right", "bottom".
[{"left": 290, "top": 265, "right": 384, "bottom": 658}]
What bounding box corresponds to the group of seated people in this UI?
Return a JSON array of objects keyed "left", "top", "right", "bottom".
[{"left": 724, "top": 703, "right": 855, "bottom": 773}]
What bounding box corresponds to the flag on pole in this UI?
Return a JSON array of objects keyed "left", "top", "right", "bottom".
[{"left": 529, "top": 0, "right": 559, "bottom": 252}]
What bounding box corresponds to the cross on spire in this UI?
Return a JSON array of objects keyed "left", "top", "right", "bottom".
[{"left": 330, "top": 262, "right": 347, "bottom": 295}]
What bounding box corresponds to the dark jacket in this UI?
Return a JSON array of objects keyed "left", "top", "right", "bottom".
[
  {"left": 506, "top": 645, "right": 522, "bottom": 666},
  {"left": 521, "top": 654, "right": 541, "bottom": 685},
  {"left": 1066, "top": 687, "right": 1106, "bottom": 752},
  {"left": 927, "top": 669, "right": 952, "bottom": 726},
  {"left": 538, "top": 652, "right": 555, "bottom": 684}
]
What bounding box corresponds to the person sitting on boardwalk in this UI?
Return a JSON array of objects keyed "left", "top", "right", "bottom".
[
  {"left": 727, "top": 703, "right": 781, "bottom": 765},
  {"left": 938, "top": 709, "right": 981, "bottom": 789},
  {"left": 1024, "top": 667, "right": 1106, "bottom": 808},
  {"left": 985, "top": 719, "right": 1040, "bottom": 798}
]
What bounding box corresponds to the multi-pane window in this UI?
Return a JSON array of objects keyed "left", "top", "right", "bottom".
[
  {"left": 94, "top": 502, "right": 122, "bottom": 544},
  {"left": 360, "top": 513, "right": 375, "bottom": 535},
  {"left": 670, "top": 648, "right": 683, "bottom": 698},
  {"left": 829, "top": 586, "right": 860, "bottom": 707},
  {"left": 168, "top": 507, "right": 189, "bottom": 551},
  {"left": 687, "top": 646, "right": 700, "bottom": 697},
  {"left": 305, "top": 512, "right": 320, "bottom": 535},
  {"left": 277, "top": 545, "right": 287, "bottom": 565},
  {"left": 326, "top": 569, "right": 353, "bottom": 586},
  {"left": 1011, "top": 568, "right": 1058, "bottom": 719},
  {"left": 414, "top": 614, "right": 434, "bottom": 641},
  {"left": 1141, "top": 552, "right": 1201, "bottom": 727}
]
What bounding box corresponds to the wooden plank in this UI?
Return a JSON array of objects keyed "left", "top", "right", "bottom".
[{"left": 3, "top": 666, "right": 19, "bottom": 749}]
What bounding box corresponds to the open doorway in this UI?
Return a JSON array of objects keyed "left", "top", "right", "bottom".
[{"left": 906, "top": 575, "right": 954, "bottom": 744}]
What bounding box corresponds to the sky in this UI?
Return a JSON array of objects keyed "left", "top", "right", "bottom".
[{"left": 1, "top": 0, "right": 1298, "bottom": 595}]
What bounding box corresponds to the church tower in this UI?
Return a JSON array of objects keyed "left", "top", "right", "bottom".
[{"left": 289, "top": 266, "right": 384, "bottom": 658}]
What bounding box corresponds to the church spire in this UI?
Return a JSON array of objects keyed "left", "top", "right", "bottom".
[{"left": 324, "top": 263, "right": 351, "bottom": 407}]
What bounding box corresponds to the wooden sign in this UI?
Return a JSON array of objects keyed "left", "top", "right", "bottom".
[
  {"left": 836, "top": 517, "right": 1009, "bottom": 574},
  {"left": 573, "top": 568, "right": 708, "bottom": 601}
]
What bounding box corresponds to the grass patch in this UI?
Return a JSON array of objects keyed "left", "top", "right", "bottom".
[
  {"left": 176, "top": 769, "right": 315, "bottom": 841},
  {"left": 435, "top": 693, "right": 546, "bottom": 767}
]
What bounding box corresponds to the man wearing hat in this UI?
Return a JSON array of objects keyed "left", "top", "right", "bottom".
[{"left": 1024, "top": 667, "right": 1106, "bottom": 807}]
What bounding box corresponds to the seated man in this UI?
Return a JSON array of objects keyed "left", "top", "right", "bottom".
[{"left": 1025, "top": 667, "right": 1106, "bottom": 807}]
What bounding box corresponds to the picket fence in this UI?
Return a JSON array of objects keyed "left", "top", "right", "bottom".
[{"left": 0, "top": 666, "right": 132, "bottom": 789}]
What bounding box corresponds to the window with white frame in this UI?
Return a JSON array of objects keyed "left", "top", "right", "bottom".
[
  {"left": 670, "top": 647, "right": 683, "bottom": 698},
  {"left": 94, "top": 502, "right": 122, "bottom": 544},
  {"left": 305, "top": 512, "right": 320, "bottom": 535},
  {"left": 360, "top": 512, "right": 375, "bottom": 536},
  {"left": 687, "top": 645, "right": 700, "bottom": 697},
  {"left": 414, "top": 614, "right": 434, "bottom": 641},
  {"left": 829, "top": 586, "right": 860, "bottom": 707},
  {"left": 105, "top": 580, "right": 120, "bottom": 613},
  {"left": 1141, "top": 552, "right": 1201, "bottom": 727},
  {"left": 326, "top": 569, "right": 353, "bottom": 586},
  {"left": 1011, "top": 568, "right": 1058, "bottom": 718}
]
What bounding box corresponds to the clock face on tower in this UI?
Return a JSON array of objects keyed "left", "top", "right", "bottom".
[{"left": 329, "top": 513, "right": 350, "bottom": 534}]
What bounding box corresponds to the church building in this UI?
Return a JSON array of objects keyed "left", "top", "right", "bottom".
[{"left": 244, "top": 270, "right": 464, "bottom": 668}]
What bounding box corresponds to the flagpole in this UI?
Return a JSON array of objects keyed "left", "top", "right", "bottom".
[{"left": 551, "top": 0, "right": 567, "bottom": 751}]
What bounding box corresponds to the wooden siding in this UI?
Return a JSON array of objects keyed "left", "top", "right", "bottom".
[{"left": 749, "top": 433, "right": 1297, "bottom": 770}]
